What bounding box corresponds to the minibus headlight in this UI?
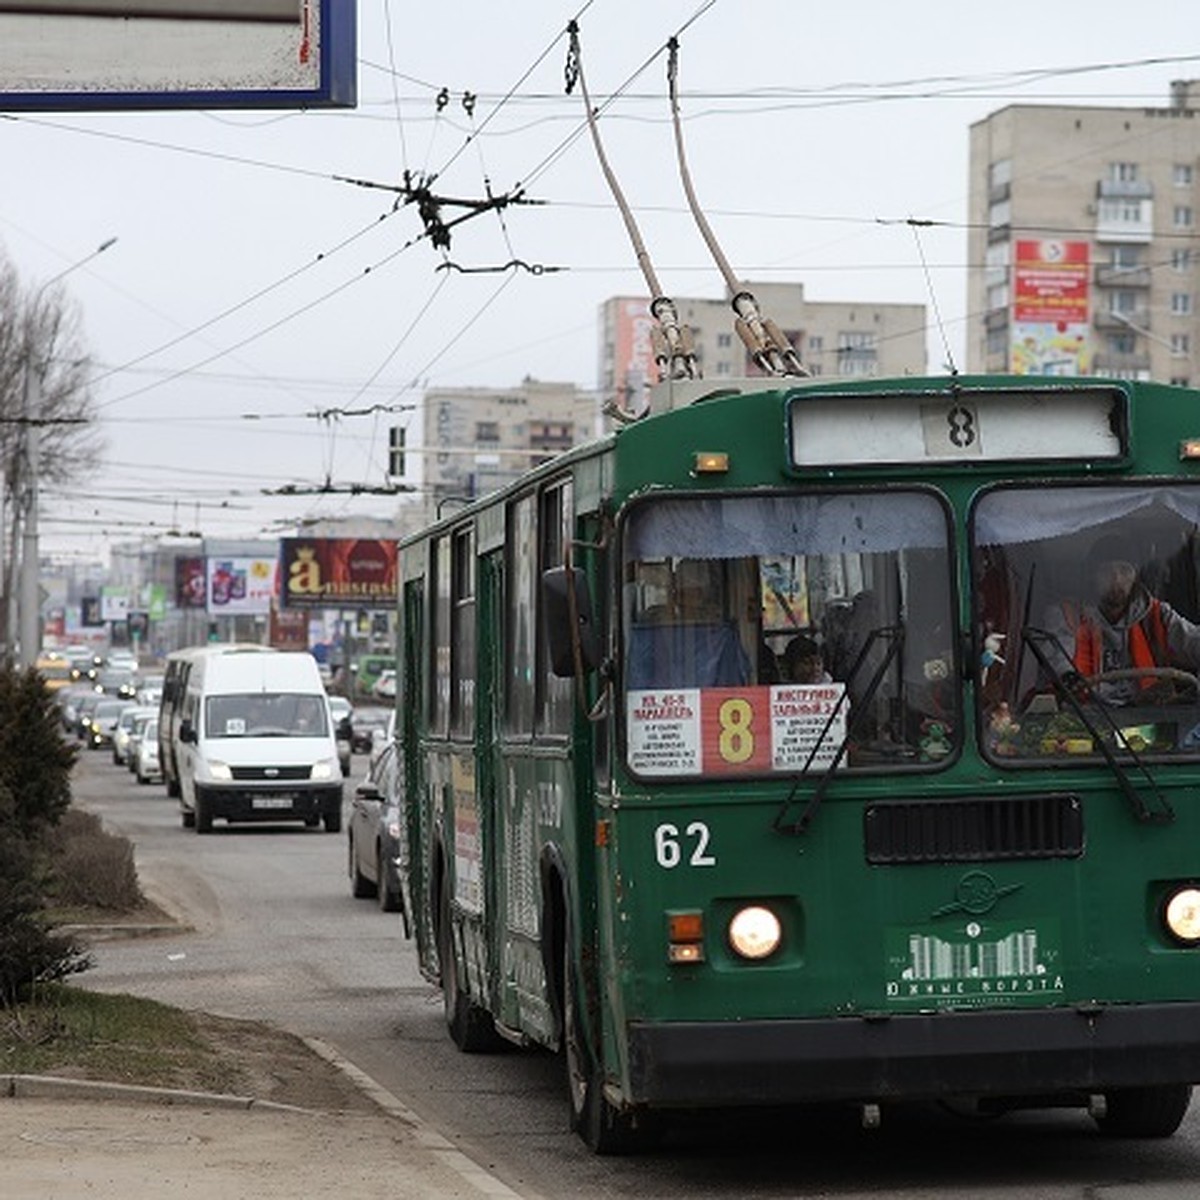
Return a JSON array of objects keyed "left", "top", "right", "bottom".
[
  {"left": 1164, "top": 886, "right": 1200, "bottom": 945},
  {"left": 206, "top": 760, "right": 232, "bottom": 781},
  {"left": 310, "top": 759, "right": 337, "bottom": 781},
  {"left": 728, "top": 905, "right": 782, "bottom": 961}
]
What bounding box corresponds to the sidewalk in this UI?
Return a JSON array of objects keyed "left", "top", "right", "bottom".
[{"left": 1, "top": 1043, "right": 526, "bottom": 1200}]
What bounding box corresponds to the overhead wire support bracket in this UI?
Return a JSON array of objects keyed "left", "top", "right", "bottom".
[
  {"left": 666, "top": 37, "right": 809, "bottom": 380},
  {"left": 332, "top": 169, "right": 542, "bottom": 252},
  {"left": 566, "top": 20, "right": 697, "bottom": 391}
]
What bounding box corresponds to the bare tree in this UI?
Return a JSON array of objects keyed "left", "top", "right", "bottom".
[{"left": 0, "top": 247, "right": 105, "bottom": 651}]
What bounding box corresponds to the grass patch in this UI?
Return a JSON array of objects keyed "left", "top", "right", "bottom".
[{"left": 1, "top": 985, "right": 241, "bottom": 1095}]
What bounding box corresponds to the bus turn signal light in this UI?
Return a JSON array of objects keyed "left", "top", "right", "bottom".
[
  {"left": 1164, "top": 886, "right": 1200, "bottom": 945},
  {"left": 693, "top": 451, "right": 729, "bottom": 474},
  {"left": 1180, "top": 440, "right": 1200, "bottom": 461},
  {"left": 667, "top": 910, "right": 705, "bottom": 963}
]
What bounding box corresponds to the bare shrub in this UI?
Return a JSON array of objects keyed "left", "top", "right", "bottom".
[{"left": 47, "top": 814, "right": 144, "bottom": 912}]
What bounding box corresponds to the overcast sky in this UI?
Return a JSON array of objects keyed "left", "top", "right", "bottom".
[{"left": 1, "top": 0, "right": 1195, "bottom": 562}]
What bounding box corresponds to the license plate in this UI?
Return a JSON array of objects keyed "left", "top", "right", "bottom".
[{"left": 252, "top": 796, "right": 293, "bottom": 810}]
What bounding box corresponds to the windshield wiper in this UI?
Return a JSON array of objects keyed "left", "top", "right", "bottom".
[
  {"left": 1021, "top": 626, "right": 1173, "bottom": 825},
  {"left": 773, "top": 624, "right": 904, "bottom": 837}
]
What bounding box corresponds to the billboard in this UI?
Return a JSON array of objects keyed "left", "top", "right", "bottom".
[
  {"left": 280, "top": 537, "right": 398, "bottom": 610},
  {"left": 1011, "top": 240, "right": 1091, "bottom": 376},
  {"left": 1013, "top": 239, "right": 1089, "bottom": 324},
  {"left": 175, "top": 556, "right": 207, "bottom": 609},
  {"left": 608, "top": 297, "right": 655, "bottom": 414},
  {"left": 206, "top": 556, "right": 277, "bottom": 615}
]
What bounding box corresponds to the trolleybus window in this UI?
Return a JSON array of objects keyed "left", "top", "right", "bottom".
[
  {"left": 622, "top": 489, "right": 959, "bottom": 776},
  {"left": 974, "top": 483, "right": 1200, "bottom": 763}
]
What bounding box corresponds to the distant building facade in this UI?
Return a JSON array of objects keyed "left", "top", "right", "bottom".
[
  {"left": 416, "top": 378, "right": 602, "bottom": 521},
  {"left": 600, "top": 282, "right": 927, "bottom": 413},
  {"left": 967, "top": 81, "right": 1200, "bottom": 383}
]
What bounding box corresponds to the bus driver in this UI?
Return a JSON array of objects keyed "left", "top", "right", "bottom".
[{"left": 1050, "top": 535, "right": 1200, "bottom": 704}]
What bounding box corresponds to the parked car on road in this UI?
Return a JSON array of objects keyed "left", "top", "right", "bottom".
[
  {"left": 112, "top": 704, "right": 157, "bottom": 765},
  {"left": 371, "top": 669, "right": 396, "bottom": 700},
  {"left": 347, "top": 741, "right": 405, "bottom": 914},
  {"left": 328, "top": 694, "right": 353, "bottom": 778},
  {"left": 349, "top": 705, "right": 391, "bottom": 754},
  {"left": 134, "top": 717, "right": 163, "bottom": 784}
]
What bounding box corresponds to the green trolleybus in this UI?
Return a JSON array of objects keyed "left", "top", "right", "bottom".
[{"left": 393, "top": 374, "right": 1200, "bottom": 1152}]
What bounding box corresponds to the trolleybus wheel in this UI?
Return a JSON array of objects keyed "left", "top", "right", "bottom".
[
  {"left": 1094, "top": 1084, "right": 1192, "bottom": 1138},
  {"left": 561, "top": 934, "right": 656, "bottom": 1155},
  {"left": 437, "top": 878, "right": 500, "bottom": 1052}
]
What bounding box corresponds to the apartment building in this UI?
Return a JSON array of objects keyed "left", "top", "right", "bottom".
[
  {"left": 600, "top": 282, "right": 927, "bottom": 413},
  {"left": 967, "top": 81, "right": 1200, "bottom": 383},
  {"left": 417, "top": 378, "right": 602, "bottom": 521}
]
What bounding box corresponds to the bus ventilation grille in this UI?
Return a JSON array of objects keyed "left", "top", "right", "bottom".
[{"left": 863, "top": 794, "right": 1084, "bottom": 864}]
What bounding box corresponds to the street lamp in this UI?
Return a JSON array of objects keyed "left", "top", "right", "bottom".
[{"left": 17, "top": 236, "right": 117, "bottom": 670}]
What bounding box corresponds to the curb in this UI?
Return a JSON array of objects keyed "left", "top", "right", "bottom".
[{"left": 1, "top": 1073, "right": 310, "bottom": 1113}]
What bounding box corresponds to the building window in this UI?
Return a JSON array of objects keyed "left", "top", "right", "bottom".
[
  {"left": 987, "top": 283, "right": 1009, "bottom": 311},
  {"left": 988, "top": 158, "right": 1012, "bottom": 189},
  {"left": 1108, "top": 332, "right": 1136, "bottom": 356},
  {"left": 1110, "top": 290, "right": 1138, "bottom": 314},
  {"left": 808, "top": 335, "right": 823, "bottom": 354},
  {"left": 1175, "top": 164, "right": 1194, "bottom": 187},
  {"left": 1109, "top": 161, "right": 1139, "bottom": 183},
  {"left": 475, "top": 421, "right": 500, "bottom": 443},
  {"left": 1172, "top": 249, "right": 1194, "bottom": 272},
  {"left": 716, "top": 332, "right": 732, "bottom": 349},
  {"left": 1172, "top": 293, "right": 1193, "bottom": 316},
  {"left": 988, "top": 198, "right": 1011, "bottom": 229},
  {"left": 1171, "top": 333, "right": 1191, "bottom": 356},
  {"left": 1175, "top": 205, "right": 1194, "bottom": 229},
  {"left": 715, "top": 361, "right": 731, "bottom": 375},
  {"left": 1171, "top": 376, "right": 1192, "bottom": 387},
  {"left": 1111, "top": 245, "right": 1141, "bottom": 268}
]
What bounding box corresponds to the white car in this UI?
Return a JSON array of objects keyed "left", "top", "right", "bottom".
[
  {"left": 134, "top": 717, "right": 163, "bottom": 784},
  {"left": 112, "top": 705, "right": 157, "bottom": 766},
  {"left": 371, "top": 669, "right": 397, "bottom": 699}
]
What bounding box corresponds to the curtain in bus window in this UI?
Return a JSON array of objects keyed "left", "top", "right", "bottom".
[
  {"left": 626, "top": 492, "right": 947, "bottom": 559},
  {"left": 975, "top": 486, "right": 1200, "bottom": 546}
]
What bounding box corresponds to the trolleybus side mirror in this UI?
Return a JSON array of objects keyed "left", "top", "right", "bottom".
[{"left": 542, "top": 565, "right": 601, "bottom": 677}]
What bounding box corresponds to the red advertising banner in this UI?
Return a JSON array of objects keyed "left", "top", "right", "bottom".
[
  {"left": 280, "top": 537, "right": 398, "bottom": 610},
  {"left": 1013, "top": 239, "right": 1090, "bottom": 325}
]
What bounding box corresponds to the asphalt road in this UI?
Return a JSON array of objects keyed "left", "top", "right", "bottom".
[{"left": 71, "top": 749, "right": 1200, "bottom": 1199}]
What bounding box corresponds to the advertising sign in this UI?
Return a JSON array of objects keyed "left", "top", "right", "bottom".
[
  {"left": 609, "top": 297, "right": 655, "bottom": 414},
  {"left": 280, "top": 537, "right": 398, "bottom": 610},
  {"left": 175, "top": 556, "right": 207, "bottom": 609},
  {"left": 206, "top": 556, "right": 277, "bottom": 615},
  {"left": 1013, "top": 239, "right": 1089, "bottom": 325},
  {"left": 625, "top": 683, "right": 847, "bottom": 777}
]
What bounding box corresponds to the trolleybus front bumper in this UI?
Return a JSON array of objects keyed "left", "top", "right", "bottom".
[{"left": 627, "top": 1003, "right": 1200, "bottom": 1106}]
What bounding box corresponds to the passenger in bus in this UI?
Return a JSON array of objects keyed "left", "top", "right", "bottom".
[
  {"left": 780, "top": 635, "right": 833, "bottom": 685},
  {"left": 1049, "top": 535, "right": 1200, "bottom": 704}
]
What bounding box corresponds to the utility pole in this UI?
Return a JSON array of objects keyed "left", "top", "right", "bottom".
[{"left": 17, "top": 236, "right": 117, "bottom": 670}]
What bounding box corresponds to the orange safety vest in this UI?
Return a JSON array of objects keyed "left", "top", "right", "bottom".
[{"left": 1066, "top": 597, "right": 1169, "bottom": 687}]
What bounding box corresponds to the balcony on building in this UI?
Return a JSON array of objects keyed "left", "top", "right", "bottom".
[
  {"left": 1093, "top": 308, "right": 1151, "bottom": 332},
  {"left": 1092, "top": 353, "right": 1153, "bottom": 375},
  {"left": 1094, "top": 264, "right": 1152, "bottom": 288}
]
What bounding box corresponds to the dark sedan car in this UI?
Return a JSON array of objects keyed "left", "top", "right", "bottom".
[
  {"left": 347, "top": 742, "right": 405, "bottom": 914},
  {"left": 349, "top": 705, "right": 391, "bottom": 755}
]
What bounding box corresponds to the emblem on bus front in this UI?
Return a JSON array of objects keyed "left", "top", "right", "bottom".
[{"left": 932, "top": 870, "right": 1022, "bottom": 918}]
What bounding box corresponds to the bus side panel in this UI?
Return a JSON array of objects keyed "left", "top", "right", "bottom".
[{"left": 400, "top": 578, "right": 438, "bottom": 983}]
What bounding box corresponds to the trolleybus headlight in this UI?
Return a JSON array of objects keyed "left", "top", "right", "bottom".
[
  {"left": 728, "top": 905, "right": 782, "bottom": 961},
  {"left": 1163, "top": 886, "right": 1200, "bottom": 945}
]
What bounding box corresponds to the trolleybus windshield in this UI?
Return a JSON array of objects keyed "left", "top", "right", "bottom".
[
  {"left": 974, "top": 482, "right": 1200, "bottom": 764},
  {"left": 621, "top": 489, "right": 959, "bottom": 777}
]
